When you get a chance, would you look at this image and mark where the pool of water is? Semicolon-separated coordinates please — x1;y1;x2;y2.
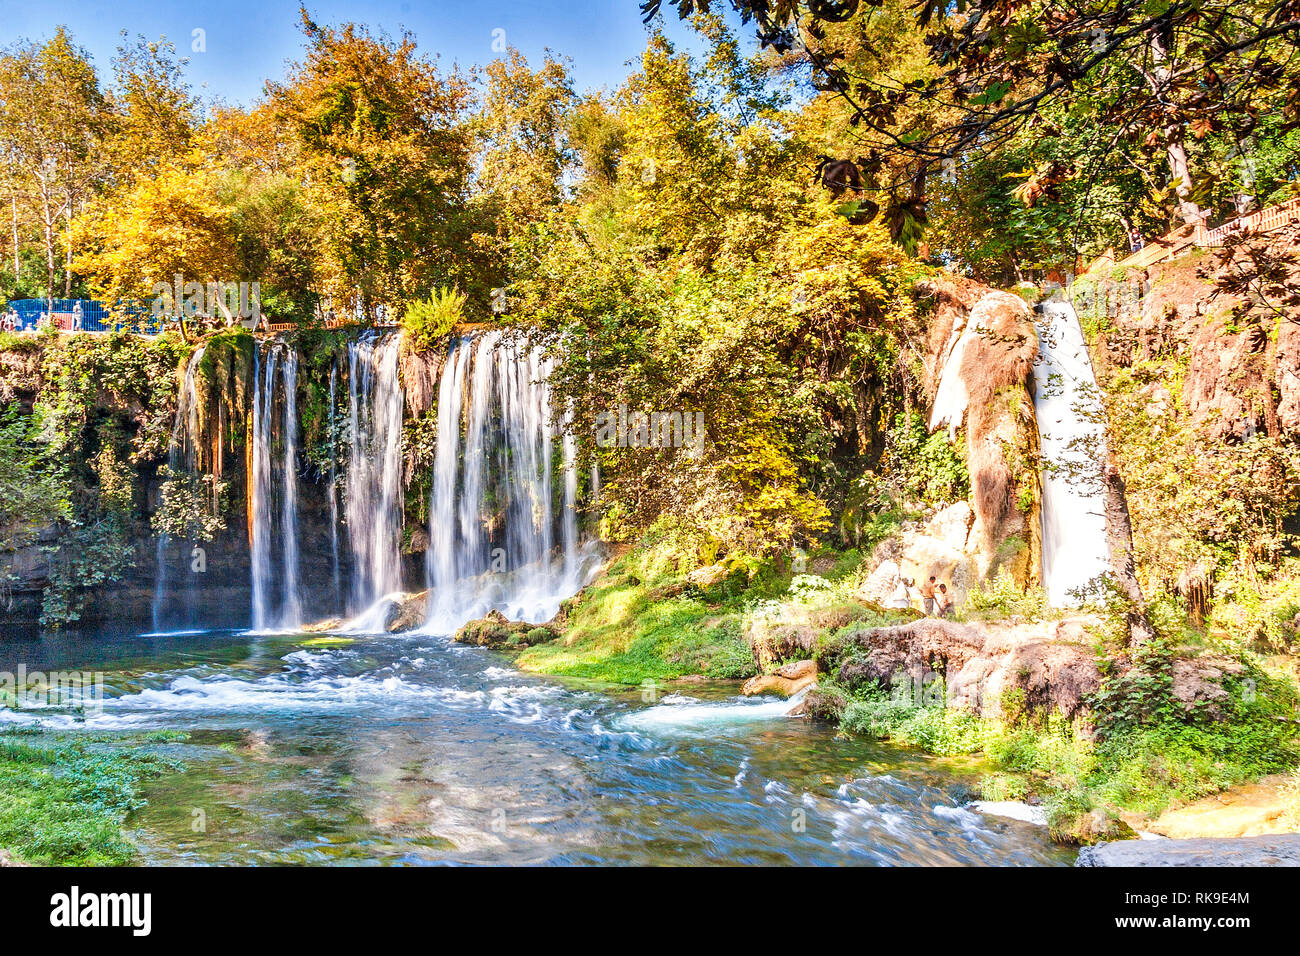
0;627;1073;865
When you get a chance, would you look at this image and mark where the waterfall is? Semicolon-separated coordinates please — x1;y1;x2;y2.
249;342;303;631
343;332;406;620
328;363;342;615
421;332;596;634
1033;301;1111;606
280;349;302;627
150;346;205;633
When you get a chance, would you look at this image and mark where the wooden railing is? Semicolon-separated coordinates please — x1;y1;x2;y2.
262;316;400;333
1204;196;1300;246
1081;196;1300;277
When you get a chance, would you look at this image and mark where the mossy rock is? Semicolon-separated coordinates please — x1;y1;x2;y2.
799;686;848;723
453;610;556;649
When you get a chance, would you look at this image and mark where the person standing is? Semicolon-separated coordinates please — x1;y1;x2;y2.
919;576;937;616
935;583;954;618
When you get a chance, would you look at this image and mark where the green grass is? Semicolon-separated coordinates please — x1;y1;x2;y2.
0;730;186;865
820;654;1300;842
516;572;760;684
515;531;804;684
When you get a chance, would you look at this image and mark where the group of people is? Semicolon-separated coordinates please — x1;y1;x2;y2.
883;573;955;618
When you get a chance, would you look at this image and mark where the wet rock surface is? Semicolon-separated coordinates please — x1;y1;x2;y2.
1077;834;1300;866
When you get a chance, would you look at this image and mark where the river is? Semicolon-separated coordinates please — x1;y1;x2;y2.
0;625;1072;866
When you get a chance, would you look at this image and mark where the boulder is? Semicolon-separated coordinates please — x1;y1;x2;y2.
815;615;1101;719
742;659;817;697
453;610;555;649
897;532;976;606
747;621;820;670
1078;834;1300;867
386;591;428;633
856;558;902;605
925;501;975;552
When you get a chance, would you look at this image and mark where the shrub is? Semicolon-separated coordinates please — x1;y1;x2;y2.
403;286;466;352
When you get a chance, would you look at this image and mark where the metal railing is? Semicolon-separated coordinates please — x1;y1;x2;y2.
0;298;165;334
1081;196;1300;277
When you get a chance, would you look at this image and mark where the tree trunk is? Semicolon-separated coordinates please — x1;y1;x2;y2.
63;204;72;297
10;195;18;278
1103;460;1156;645
1149;30;1202;227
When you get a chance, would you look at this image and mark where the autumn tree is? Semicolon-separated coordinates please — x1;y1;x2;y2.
269;9;475;319
646;0;1300;239
0;28;108;303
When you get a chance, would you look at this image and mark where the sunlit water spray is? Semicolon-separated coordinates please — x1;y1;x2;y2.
1033;301;1111;606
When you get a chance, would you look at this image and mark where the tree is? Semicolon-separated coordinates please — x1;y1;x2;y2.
645;0;1300;233
0;28;108;303
105;34;198;185
269;9;475;319
477;48;577;231
74;159;237;310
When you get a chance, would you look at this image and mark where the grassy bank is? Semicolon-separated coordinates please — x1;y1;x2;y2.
514;530;1300;843
0;729;185;864
514;524;880;685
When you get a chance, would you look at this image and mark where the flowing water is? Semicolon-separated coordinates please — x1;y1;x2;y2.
421;333;599;633
0;628;1071;866
250;343;303;632
1032;301;1111;606
10;327;1076;865
151;347;206;633
344;333;406;617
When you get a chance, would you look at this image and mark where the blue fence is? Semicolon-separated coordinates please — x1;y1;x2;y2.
1;298;166;334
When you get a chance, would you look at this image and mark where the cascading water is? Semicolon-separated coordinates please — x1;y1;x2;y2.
328;363;342;615
150;346;205;633
341;333;406;628
421;332;597;633
1032;300;1111;606
249;342;303;631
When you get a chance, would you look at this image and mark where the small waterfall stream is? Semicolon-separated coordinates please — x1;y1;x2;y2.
422;332;596;633
343;332;406;622
150;346;205;633
1032;301;1111;606
249;342;303;631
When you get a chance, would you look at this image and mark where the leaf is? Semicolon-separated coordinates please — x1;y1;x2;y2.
970;81;1012;107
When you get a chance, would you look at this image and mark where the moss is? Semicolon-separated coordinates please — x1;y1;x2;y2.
514;531;788;684
0;730;185;865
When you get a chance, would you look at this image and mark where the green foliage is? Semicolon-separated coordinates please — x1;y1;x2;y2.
152;467;228;542
964;567;1046;620
0;403;69;554
0;730;184;865
402;286;465;352
516;528;790;683
840;688;996;755
881;410;969;506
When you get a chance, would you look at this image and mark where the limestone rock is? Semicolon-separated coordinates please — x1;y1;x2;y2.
742;659;817;697
387;590;428;633
815;615;1100;719
747;621;820;670
453;610;555;649
925;502;975;552
857;558;902;605
1078;834;1300;867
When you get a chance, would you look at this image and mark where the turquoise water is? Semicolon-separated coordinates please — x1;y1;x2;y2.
0;627;1072;865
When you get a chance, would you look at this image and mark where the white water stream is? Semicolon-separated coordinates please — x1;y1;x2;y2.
1032;301;1111;606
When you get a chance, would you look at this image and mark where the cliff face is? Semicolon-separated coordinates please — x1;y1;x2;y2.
1097;239;1300;442
0;331;437;631
924;282;1043;589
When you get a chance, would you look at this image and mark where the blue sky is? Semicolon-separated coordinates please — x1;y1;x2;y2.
6;1;744;105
